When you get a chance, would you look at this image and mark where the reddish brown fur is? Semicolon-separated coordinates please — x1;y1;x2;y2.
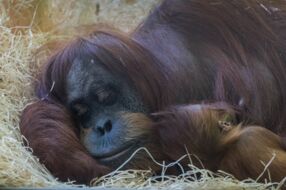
20;0;286;185
155;103;286;182
20;101;109;184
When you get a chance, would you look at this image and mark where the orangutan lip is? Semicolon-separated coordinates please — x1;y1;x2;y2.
95;144;135;161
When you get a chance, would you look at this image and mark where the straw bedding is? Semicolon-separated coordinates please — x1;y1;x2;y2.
0;0;283;189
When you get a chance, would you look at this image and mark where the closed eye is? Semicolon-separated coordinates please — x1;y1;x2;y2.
94;85;117;106
96;88;112;103
70;101;89;117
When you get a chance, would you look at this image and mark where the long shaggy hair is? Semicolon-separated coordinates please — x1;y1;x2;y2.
20;0;286;185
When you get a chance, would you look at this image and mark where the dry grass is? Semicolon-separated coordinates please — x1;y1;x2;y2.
0;0;284;189
0;3;62;186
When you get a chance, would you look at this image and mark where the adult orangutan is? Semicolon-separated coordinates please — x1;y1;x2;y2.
20;0;286;185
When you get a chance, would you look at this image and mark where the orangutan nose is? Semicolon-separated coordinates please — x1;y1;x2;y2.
93;119;113;136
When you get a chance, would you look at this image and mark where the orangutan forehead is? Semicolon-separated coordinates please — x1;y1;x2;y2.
65;57;144;112
66;58;117;102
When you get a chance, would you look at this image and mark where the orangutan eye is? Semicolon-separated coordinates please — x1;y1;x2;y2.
71;103;88;117
94;86;117;106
